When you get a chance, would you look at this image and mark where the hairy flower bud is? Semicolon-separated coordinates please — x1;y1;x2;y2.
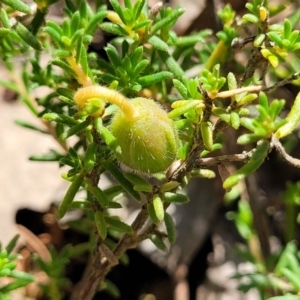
110;98;178;173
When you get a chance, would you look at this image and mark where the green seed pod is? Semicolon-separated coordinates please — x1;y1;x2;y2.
110;98;178;173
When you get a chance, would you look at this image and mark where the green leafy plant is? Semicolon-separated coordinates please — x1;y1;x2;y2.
2;0;300;299
0;235;35;300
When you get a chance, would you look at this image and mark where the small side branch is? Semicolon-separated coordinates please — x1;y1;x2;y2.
272;136;300;168
196;150;254;167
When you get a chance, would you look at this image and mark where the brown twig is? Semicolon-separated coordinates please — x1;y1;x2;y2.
272;135;300;168
196;150;254;167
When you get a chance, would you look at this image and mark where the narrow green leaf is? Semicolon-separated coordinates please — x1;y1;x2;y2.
223;141;269;189
103;185;124;200
70;11;80;35
84;143;98;172
281;268;300;290
151;6;185;34
173;79;188;99
285;252;300;275
150;236;167;252
160;181;180;192
57;172;84;219
163;192;190;203
168;100;201;119
237;93;258;106
16;23;43;50
122;8;133;25
94;118;121;153
0;268;11;277
46;20;63;36
52;59;77;77
65;0;77;13
78;41;88;75
29;150;63;162
44;26;62;45
95;210;107;239
2;0;31;13
0;279;33;293
103;162;141;202
213;107;230;123
227;72;237;91
148;35;169;51
10;270;35;282
275;92;300;139
59;118;93;141
71;28;84;47
274;242;298;275
164;213;176;244
267;31;283;48
61;35;71;47
69;201;92;210
110;0;126;24
62;19;70;37
170;32;207;47
59;96;74;105
201;121;213;151
133;0;146;20
137;71;173;86
60;157;76;167
89;185;109;207
230;112;240;129
0;9;11;29
124;0;133;9
85;11;108;34
14;119;48;134
283;19;292;39
3;262;17;270
0;28;10;38
153;195;164;222
123;173;152;193
43;113;77;126
100;22;128;36
5;235;19;255
102;279;120;299
56;87;74;100
268;295;299;300
132;59;149;77
130;46;143;65
242;13;259;24
237;134;260;145
147;202;159;224
106;44;122;69
131;20;151;31
158;50;185;79
105;216;133;233
254;33;265;47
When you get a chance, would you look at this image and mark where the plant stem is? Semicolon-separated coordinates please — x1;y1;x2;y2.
67;56;93;87
72;204;149;300
74;86;139;120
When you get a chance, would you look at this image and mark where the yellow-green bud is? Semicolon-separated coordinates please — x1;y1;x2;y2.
110;98;178;173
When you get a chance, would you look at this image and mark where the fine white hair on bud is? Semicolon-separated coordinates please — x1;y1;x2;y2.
110;98;178;173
